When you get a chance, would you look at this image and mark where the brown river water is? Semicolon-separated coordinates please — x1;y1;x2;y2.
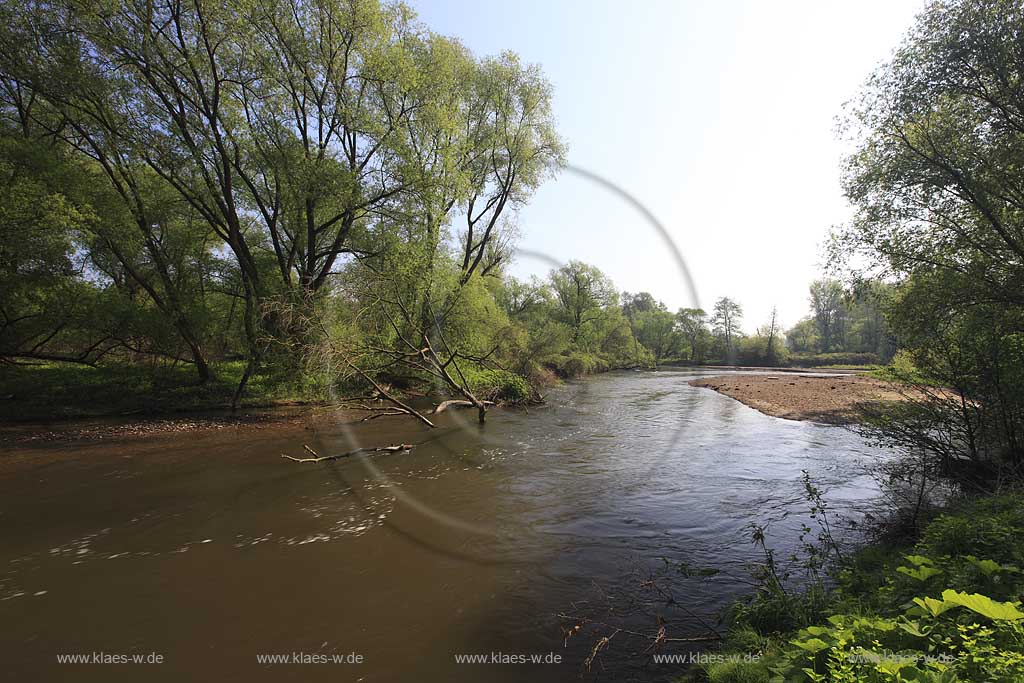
0;369;890;682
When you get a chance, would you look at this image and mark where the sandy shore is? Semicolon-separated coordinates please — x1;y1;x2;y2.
689;373;906;424
0;411;314;447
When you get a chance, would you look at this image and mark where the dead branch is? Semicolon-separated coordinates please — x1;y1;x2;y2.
584;630;619;672
555;614;721;645
342;358;435;428
360;410;411;422
419;331;489;422
281;443;416;463
433;399;496;414
335;402;421;422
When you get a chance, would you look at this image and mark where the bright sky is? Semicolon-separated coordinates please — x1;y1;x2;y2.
412;0;925;333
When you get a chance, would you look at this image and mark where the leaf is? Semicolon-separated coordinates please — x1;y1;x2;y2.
905;554;935;567
876;658;907;675
898;565;943;581
899;619;931;637
966;556;1015;575
801;667;825;682
912;596;957;617
790;637;830;653
941;589;1024;620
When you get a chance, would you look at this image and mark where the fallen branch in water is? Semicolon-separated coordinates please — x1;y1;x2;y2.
359;410;411;422
281;443;416;463
433;399;496;414
556;614;721;645
331;402;423;422
342;359;435;428
558;612;720;673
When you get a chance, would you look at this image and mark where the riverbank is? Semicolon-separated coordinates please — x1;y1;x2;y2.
685;492;1024;682
688;373;907;424
0;360;319;422
0;410;319;447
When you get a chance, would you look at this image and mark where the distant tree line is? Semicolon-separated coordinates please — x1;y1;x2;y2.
785;279;896;366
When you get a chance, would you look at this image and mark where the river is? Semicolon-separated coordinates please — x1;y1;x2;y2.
0;369;891;682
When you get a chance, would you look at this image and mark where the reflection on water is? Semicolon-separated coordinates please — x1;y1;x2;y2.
0;369;890;682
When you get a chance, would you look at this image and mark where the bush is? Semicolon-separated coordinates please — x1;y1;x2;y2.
736;336;790;367
547;351;610;378
466;369;530;403
711;494;1024;683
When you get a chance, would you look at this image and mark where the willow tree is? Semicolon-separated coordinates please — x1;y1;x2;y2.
397;46;565;334
0;5;223;379
2;0;479;390
345;43;564;423
0;0;565;409
550;261;617;345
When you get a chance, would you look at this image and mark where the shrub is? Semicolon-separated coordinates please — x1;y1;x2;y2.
712;495;1024;683
547;351;609;378
466;369;530;403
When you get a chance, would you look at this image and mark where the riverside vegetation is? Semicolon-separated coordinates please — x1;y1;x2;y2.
0;3;896;421
684;1;1024;681
3;0;1024;681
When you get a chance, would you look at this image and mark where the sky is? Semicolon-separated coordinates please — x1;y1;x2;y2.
411;0;925;333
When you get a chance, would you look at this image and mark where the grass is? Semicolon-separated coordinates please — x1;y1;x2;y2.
0;360;321;422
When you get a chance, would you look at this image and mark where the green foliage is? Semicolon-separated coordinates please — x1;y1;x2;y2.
676;307;712;364
634;308;680;365
834;0;1024;468
711;495;1024;683
550;260;618;347
712;297;743;364
548;351;611;379
738;336;790;368
465;369;531;404
772;604;1024;682
0;361;315;421
706;659;772;683
785;281;895;362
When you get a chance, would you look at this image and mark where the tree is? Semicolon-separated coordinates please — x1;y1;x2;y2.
786;317;819;354
838;0;1024;471
622;291;660;319
711;297;743;364
809;280;846;353
0;0;569;402
676;307;709;364
3;0;455;393
622;291;661;364
846;280;896;361
550;261;617;344
634;308;678;366
455;53;565;284
763;306;780;366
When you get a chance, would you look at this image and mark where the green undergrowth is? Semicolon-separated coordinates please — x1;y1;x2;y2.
0;361;323;421
686;494;1024;683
